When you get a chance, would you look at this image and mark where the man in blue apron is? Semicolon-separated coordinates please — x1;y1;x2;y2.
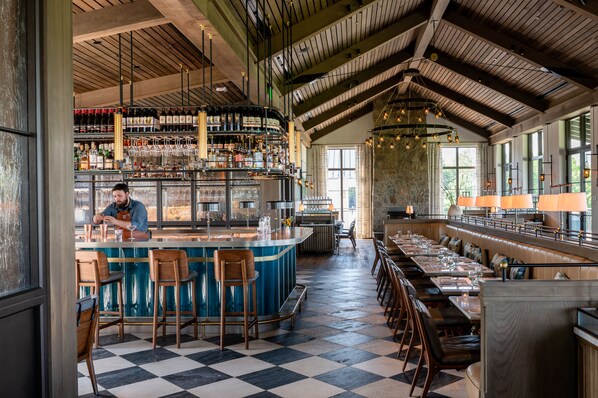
93;182;149;239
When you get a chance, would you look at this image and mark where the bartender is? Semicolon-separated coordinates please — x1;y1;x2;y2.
93;182;149;239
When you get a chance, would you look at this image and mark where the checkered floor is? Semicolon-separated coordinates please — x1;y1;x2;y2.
78;240;468;398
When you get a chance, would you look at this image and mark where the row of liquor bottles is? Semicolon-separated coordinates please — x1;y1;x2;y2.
74;136;289;172
73;106;287;135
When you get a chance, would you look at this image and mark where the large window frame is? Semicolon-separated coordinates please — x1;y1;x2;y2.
565;112;591;232
502;141;513;194
326;148;357;225
441;146;477;213
527;130;543;197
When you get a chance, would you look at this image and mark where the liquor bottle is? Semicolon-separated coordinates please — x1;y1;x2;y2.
166;108;173;132
104;143;114;170
73;110;80;134
107;109;115;134
80;144;90;170
172;108;180;131
192;107;198;129
233;108;241;131
158;108;166;132
185;108;193;131
89;142;98;170
121;108;129;133
73;144;80;170
96;143;104;170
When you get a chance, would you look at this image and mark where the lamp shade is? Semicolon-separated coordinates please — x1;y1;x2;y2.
457;196;476;207
537;194;559;212
475;196;487;207
500;195;513;210
512;194;533;209
406;205;414;214
485;195;501;208
557;192;587;212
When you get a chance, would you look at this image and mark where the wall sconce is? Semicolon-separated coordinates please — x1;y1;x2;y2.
406;205;414;218
507;163;519;191
583;148;598;180
540;155;553;184
328;203;334;211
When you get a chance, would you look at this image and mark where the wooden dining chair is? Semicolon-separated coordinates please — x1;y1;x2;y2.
409;297;481;398
76;295;99;396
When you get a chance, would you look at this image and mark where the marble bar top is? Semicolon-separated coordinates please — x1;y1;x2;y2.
75;227;313;249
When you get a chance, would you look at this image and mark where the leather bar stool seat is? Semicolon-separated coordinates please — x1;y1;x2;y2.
149;249;198;349
466;362;482;398
75;250;125;346
214;249;259;350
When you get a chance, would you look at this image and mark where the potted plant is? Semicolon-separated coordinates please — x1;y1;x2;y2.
442;184;462;218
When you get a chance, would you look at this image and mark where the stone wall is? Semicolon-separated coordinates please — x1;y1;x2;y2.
372;92;429;232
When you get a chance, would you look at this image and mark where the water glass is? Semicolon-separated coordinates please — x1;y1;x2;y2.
114;229;123;242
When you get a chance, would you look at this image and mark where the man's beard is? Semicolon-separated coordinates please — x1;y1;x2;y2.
116;198;129;208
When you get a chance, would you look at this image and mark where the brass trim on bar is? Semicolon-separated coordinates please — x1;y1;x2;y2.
106;245;294;264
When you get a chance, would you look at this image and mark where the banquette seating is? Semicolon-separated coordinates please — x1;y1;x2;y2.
385;222;595;280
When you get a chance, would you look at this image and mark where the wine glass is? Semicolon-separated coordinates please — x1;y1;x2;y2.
127;224;137;241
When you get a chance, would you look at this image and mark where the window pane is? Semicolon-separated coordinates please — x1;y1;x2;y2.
569;153;581;185
0;133;31;296
458;168;477;196
342;149;356;168
458;148;476;167
529;159;540;194
0;1;28;131
327;170;342;210
441;147;456;167
530;132;540;157
584;114;591;146
503;142;511;164
568;117;581;149
327;149;341;169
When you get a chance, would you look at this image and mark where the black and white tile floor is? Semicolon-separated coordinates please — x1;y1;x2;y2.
78;240;467;398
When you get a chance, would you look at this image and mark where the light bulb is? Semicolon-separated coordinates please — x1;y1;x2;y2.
389;142;395;149
395;135;401;141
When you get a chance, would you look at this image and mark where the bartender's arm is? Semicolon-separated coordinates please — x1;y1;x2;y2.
101;215;131;230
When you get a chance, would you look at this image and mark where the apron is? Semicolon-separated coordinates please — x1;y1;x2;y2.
116;209;148;240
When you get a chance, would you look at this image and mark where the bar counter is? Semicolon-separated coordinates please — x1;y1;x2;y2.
76;227;312;321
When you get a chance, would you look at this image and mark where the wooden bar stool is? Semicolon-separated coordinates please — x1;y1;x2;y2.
149;249;198;349
76;295;99;396
214;249;259;350
75;250;125;346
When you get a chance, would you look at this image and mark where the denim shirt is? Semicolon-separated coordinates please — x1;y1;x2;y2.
101;198;148;232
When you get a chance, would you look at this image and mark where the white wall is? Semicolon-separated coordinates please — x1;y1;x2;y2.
312;112;373;145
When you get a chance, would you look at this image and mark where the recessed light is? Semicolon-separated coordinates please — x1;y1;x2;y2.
92;40;102;45
215;86;228;92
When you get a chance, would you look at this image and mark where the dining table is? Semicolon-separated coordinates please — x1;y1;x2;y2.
449;295;481;322
411;255;494;277
431;276;501;295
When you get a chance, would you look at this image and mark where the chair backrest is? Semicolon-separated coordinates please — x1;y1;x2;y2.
76;295;98;361
214;249;255;282
410;296;444;363
448;238;463;255
149;249;190;282
348;220;356;235
76;250;110;282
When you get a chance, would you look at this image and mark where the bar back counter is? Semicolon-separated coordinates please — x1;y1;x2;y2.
75;227;312;326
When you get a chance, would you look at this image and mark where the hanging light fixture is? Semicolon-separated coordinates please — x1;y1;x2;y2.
366;68;456;147
288;121;295;164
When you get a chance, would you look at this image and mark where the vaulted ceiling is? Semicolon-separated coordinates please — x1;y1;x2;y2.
72;0;598;143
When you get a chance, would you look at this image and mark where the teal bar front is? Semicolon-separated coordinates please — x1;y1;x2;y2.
75;228;312;319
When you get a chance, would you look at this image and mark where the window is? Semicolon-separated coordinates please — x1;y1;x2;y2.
502;142;513;193
441;147;477;213
565;113;591;232
327;148;357;225
527;130;543;197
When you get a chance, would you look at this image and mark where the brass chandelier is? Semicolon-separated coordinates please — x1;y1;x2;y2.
365;68;458;150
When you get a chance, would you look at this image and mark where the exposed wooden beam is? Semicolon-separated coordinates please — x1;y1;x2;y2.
149;0;281;108
442;7;597;91
399;0;451;95
260;0;380;61
424;48;548;112
442;110;490;139
310;103;374;142
303;75;402;130
294;51;412;117
551;0;598;22
416;77;516;127
73;0;168;43
287;9;427;93
75;68;228;108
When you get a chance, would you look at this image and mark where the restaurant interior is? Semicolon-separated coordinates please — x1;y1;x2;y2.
1;0;598;397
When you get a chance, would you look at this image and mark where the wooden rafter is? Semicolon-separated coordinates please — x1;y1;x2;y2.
442;7;597;91
310;103;374;142
294;50;412;117
551;0;598;22
302;75;402;131
260;0;381;61
75;68;229;108
286;8;427;93
416;77;515;127
399;0;451;95
423;48;547;112
73;0;168;43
